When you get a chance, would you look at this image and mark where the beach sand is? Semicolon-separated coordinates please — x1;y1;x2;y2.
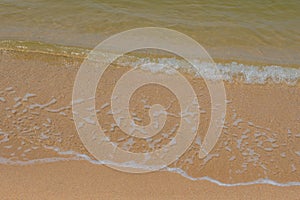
0;49;299;199
1;160;300;200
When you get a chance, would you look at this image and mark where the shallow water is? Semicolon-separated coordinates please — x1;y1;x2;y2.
0;0;300;65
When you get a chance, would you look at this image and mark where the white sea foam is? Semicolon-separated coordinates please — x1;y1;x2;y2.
1;148;299;187
22;93;37;101
119;57;300;85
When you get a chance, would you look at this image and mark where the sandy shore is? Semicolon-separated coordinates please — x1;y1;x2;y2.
0;49;299;199
1;160;300;200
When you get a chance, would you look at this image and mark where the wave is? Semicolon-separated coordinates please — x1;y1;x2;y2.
0;40;89;58
119;57;300;85
1;40;299;85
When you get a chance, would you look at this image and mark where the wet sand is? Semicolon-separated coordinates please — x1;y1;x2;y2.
0;49;299;199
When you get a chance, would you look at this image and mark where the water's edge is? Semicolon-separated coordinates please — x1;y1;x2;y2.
1;40;300;85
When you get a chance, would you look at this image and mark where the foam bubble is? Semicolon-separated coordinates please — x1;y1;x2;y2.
120;57;300;85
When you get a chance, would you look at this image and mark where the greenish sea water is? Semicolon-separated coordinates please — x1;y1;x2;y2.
0;0;300;66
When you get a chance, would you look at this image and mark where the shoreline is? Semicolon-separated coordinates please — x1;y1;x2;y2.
0;46;299;197
1;39;300;69
1;154;300;187
1;0;300;198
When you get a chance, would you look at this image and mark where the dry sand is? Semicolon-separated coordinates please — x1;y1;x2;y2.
1;160;300;200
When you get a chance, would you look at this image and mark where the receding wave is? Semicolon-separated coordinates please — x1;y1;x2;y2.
0;40;299;186
1;146;300;187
